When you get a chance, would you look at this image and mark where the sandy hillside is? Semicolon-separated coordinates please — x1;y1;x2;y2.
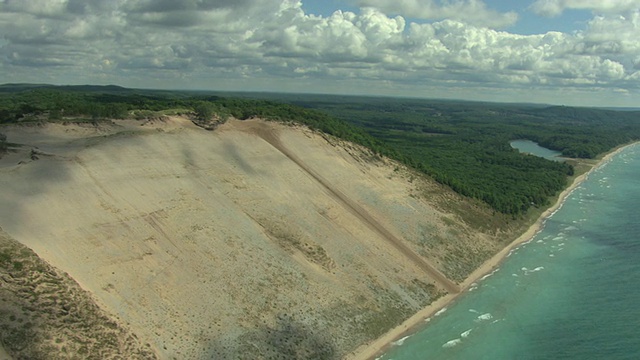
0;118;499;359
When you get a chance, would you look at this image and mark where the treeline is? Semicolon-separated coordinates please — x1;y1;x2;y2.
284;96;640;215
0;88;394;161
2;86;639;215
204;97;394;155
0;88;193;121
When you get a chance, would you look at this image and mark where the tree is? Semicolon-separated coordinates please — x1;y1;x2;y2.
0;132;7;154
193;101;215;120
0;109;11;123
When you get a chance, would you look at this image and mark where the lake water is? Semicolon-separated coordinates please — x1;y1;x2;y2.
510;140;563;161
380;143;640;360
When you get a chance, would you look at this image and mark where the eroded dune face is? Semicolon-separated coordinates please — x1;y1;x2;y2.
0;118;495;359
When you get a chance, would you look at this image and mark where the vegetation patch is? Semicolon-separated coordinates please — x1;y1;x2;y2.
259;218;335;271
0;230;156;359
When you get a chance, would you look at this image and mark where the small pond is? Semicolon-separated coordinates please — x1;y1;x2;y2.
510;139;564;161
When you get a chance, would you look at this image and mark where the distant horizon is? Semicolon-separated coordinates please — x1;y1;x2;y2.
5;82;640;111
2;1;640;108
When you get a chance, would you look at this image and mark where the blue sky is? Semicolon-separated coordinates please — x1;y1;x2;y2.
1;0;640;106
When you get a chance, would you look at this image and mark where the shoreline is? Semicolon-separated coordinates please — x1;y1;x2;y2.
346;143;635;360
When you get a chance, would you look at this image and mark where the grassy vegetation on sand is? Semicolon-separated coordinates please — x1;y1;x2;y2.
0;229;156;359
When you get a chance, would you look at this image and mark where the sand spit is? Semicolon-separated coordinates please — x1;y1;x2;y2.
0;118;498;359
349;142;635;360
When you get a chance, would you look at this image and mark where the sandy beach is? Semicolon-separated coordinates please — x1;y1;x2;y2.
347;143;635;360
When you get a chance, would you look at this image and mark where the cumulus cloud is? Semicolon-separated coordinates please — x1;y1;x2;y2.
354;0;518;28
254;7;407;63
530;0;640;17
0;0;639;103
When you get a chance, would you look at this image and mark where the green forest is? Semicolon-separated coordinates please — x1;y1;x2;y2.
278;96;640;214
2;84;639;216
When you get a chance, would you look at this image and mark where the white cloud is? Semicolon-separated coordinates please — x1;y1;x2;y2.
254;7;408;63
354;0;518;28
2;0;69;18
530;0;640;17
1;0;640;104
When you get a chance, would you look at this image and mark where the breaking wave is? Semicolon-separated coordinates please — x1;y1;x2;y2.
434;307;447;317
393;335;412;346
476;313;493;321
442;339;462;348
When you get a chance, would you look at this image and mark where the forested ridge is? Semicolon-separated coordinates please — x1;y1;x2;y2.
2;84;639;215
282;96;640;214
0;85;392;158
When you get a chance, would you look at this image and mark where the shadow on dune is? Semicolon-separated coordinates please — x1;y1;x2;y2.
206;313;338;360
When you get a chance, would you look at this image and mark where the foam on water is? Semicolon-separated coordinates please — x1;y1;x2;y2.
480;268;499;281
475;313;493;321
442;339;461;348
522;266;545;274
393;335;412;346
434;308;447;317
460;329;472;338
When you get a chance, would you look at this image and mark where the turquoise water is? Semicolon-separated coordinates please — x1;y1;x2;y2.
510;140;563;161
381;144;640;360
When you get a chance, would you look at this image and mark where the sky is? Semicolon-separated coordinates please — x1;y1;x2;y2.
1;1;640;107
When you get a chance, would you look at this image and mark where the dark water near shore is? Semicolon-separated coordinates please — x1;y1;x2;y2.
381;144;640;360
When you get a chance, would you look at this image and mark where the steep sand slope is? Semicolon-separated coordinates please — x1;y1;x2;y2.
0;118;497;359
233;120;459;294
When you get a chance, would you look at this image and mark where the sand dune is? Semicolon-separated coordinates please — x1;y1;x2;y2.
0;117;496;358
